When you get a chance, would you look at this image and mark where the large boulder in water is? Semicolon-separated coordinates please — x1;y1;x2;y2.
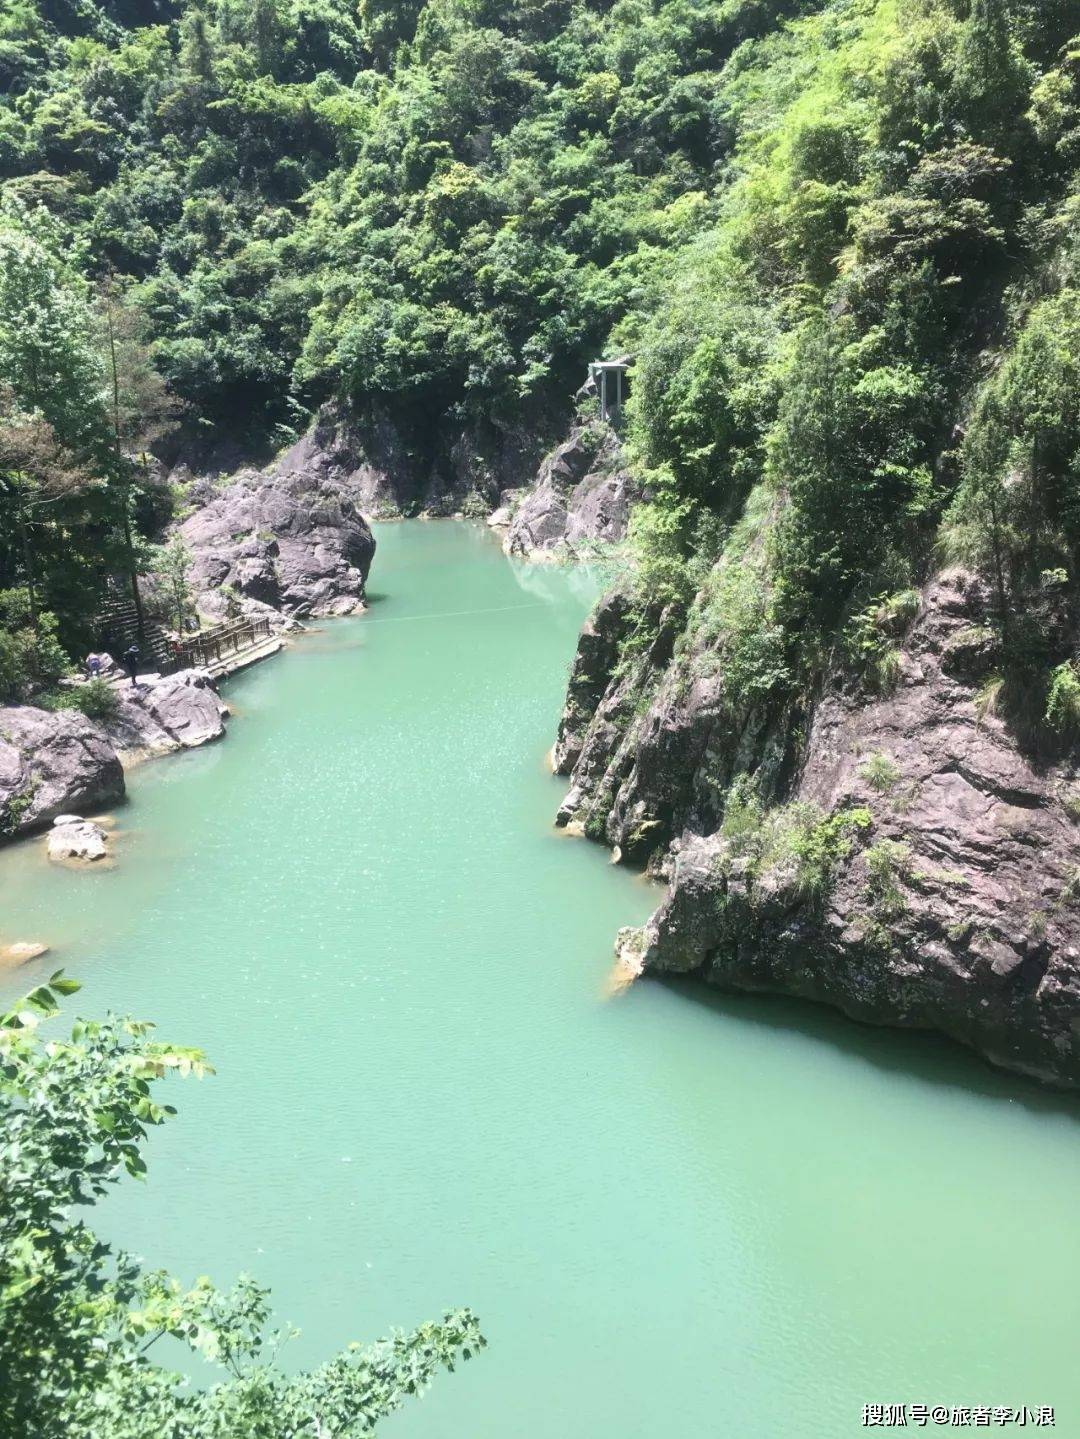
0;706;125;837
47;815;109;864
178;466;376;617
0;672;226;843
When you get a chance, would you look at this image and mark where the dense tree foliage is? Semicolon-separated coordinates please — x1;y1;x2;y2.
3;0;1078;726
0;977;483;1437
3;0;817;436
615;0;1080;740
0;194;179;696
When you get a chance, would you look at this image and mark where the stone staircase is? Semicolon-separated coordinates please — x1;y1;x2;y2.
96;592;173;673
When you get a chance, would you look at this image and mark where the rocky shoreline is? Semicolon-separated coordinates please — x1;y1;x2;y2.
11;414;1076;1088
0;414;391;855
173;410;1080;1090
552;571;1080;1089
488;423;640;562
177;404;638;569
159;384;643;633
173;442;376;628
0;669;229;846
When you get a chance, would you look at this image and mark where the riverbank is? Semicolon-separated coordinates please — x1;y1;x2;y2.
553;569;1080;1090
1;432;383;849
0;667;229;844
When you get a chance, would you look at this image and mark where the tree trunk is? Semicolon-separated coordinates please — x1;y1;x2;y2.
107;308;146;646
14;492;41;682
123;510;146;645
16;511;37;633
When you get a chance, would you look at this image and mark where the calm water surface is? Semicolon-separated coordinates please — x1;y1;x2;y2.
2;521;1079;1437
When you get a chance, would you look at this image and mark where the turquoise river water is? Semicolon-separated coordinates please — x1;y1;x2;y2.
2;520;1079;1437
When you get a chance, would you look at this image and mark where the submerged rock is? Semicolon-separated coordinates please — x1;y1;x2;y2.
47;815;109;863
0;940;50;967
0;707;125;839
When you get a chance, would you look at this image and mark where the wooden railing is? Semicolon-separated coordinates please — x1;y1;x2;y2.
170;617;272;671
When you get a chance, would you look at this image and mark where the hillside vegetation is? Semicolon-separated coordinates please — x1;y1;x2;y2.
1;0;1079;722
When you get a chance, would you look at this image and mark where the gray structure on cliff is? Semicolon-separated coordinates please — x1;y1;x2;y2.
588;356;632;421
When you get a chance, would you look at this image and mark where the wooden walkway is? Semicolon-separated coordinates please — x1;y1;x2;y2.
172;616;275;672
107;616;284;685
203;632;283;680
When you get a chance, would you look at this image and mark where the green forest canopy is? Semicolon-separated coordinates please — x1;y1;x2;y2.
2;0;1079;723
2;0;1080;718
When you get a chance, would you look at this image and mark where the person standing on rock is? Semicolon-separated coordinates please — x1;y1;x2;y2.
123;643;140;687
85;652;102;679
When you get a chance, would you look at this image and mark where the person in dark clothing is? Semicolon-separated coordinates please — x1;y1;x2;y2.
123;643;140;687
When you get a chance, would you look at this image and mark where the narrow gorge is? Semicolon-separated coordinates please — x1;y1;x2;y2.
3;0;1080;1433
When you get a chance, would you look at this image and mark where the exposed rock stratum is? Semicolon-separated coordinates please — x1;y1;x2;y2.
555;570;1080;1087
177;460;376;620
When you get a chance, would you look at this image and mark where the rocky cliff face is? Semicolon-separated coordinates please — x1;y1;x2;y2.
173;392;627;610
555;571;1080;1087
265;401;557;520
173;399;578;619
178;461;376;621
495;423;640;560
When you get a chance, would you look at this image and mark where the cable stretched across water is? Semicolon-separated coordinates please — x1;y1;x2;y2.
357;602;547;626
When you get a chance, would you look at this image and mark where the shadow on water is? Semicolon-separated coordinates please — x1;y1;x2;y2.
658;975;1080;1122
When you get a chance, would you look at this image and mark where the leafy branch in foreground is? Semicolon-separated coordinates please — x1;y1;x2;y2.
0;977;483;1439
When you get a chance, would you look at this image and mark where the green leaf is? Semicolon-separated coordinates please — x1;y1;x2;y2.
48;972;82;996
24;987;58;1016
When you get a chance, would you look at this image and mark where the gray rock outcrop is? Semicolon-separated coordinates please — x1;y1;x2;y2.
177;464;376;619
0;707;125;838
99;670;229;762
0;670;230;845
554;570;1080;1087
501;425;639;560
268;402;557;520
